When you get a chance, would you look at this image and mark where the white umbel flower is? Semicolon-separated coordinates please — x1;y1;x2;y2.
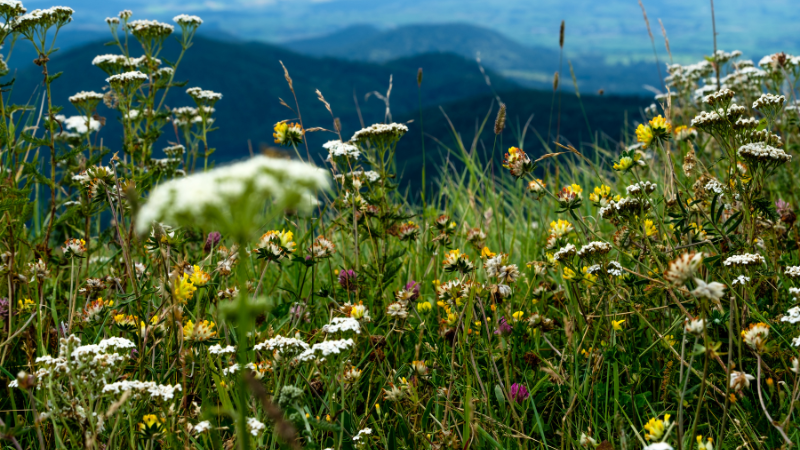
321;317;361;334
723;253;765;267
782;307;800;324
246;417;265;436
135;156;329;238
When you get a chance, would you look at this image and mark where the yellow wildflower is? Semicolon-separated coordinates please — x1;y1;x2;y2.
174;273;197;303
481;246;496;259
643;414;670;441
644;219;657;237
612;319;625;331
189;265;211;286
511;311;525;322
273;122;304;146
17;298;34;313
416;301;432;314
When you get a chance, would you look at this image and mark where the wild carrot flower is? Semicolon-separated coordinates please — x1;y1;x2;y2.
246;417;266;436
782;307;800;324
273;122;304;146
509;383;529;403
351;123;408;146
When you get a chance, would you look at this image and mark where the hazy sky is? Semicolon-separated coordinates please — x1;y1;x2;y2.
25;0;800;61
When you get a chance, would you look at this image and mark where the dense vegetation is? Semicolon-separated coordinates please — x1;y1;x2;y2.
1;3;800;450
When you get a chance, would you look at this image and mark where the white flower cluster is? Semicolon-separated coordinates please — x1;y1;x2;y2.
704;179;725;195
607;261;624;276
173;14;202;26
253;335;310;355
785;266;800;278
782;307;800;324
625;181;657;196
247;417;266;436
599;197;648;220
702;88;735;105
324;140;360;160
56;115;102;134
334;170;380;184
296;338;355;362
731;275;750;286
13;6;73;31
187;87;222;102
552;244;576;263
321;317;361;334
690;110;723;128
192;420;211;434
208;344;236;355
737;143;791;163
353;427;373;442
734;117;759;129
351;123;408;144
0;0;26;17
103;380;182;400
127;19;174;36
135;155;329;235
723;253;765;267
106;70;148;87
752;93;785;110
222;364;240;376
68;91;104;104
576;241;611;259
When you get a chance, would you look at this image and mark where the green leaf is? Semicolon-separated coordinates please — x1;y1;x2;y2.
494;384;506;416
46;71;63;83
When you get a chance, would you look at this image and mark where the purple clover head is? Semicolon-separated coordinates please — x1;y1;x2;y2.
494;316;513;336
204;231;221;252
338;269;358;292
509;383;529;403
405;281;420;300
776;199;792;216
0;297;8;318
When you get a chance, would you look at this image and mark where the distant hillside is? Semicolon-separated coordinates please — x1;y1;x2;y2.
10;35;516;159
9;35;648;190
393;89;650;188
283;23;663;94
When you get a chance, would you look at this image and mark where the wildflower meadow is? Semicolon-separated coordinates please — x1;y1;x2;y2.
1;2;800;450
